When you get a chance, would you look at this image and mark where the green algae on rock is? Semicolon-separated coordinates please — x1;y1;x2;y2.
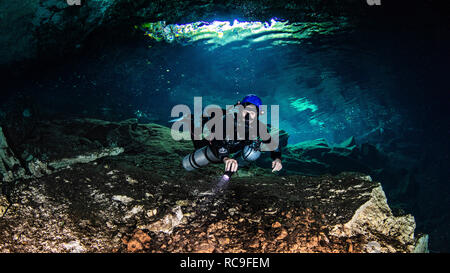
0;118;428;253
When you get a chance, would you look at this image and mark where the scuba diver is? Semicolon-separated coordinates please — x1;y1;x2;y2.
181;95;282;191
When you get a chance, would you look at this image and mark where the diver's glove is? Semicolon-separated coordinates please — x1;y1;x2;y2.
223;157;238;173
272;158;283;172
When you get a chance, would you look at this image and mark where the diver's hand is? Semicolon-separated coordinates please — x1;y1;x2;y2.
272;158;282;172
223;157;238;173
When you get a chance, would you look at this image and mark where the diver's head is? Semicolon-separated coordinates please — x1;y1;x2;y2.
241;104;258;122
236;94;263;123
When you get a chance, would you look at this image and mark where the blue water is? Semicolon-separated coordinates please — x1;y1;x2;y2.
1;18;449;252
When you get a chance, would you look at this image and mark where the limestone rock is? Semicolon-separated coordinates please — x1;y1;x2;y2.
139;206;184;234
124;229;151;253
0;127;26;182
0;119;428;253
329;183;422;252
338;136;356;148
112;195;134;204
0;195;9;216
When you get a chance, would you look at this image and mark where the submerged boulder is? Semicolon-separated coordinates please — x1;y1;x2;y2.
0;118;427;253
0;127;26;182
277;137;377;176
337;136;357;148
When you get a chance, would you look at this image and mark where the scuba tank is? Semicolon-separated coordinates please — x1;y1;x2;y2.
239;142;261;163
182;142;261;172
182;145;222;171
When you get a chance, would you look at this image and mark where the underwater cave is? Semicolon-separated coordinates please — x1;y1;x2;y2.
0;0;449;255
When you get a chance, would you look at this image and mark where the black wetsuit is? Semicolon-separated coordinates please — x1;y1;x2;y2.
191;109;282;162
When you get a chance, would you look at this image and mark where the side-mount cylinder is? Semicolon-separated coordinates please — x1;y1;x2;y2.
182;145;221;171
